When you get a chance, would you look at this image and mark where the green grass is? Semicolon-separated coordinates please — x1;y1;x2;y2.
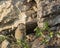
34;22;54;44
16;39;29;48
0;35;7;43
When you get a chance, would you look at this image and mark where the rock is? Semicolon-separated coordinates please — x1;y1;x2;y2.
0;0;26;32
36;0;60;29
50;26;57;31
57;33;60;38
31;37;46;48
26;34;36;42
52;15;60;26
32;6;37;12
48;37;60;47
27;0;32;2
56;38;60;46
10;43;21;48
1;40;10;48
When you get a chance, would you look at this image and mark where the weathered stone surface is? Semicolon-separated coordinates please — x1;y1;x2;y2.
35;0;60;31
26;34;36;42
27;0;32;2
32;37;46;48
0;0;26;32
1;40;10;48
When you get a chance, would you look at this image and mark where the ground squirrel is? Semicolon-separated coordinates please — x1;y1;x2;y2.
15;23;26;40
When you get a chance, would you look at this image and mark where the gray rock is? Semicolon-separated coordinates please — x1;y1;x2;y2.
50;26;57;31
1;40;10;48
31;37;46;48
53;15;60;26
0;0;26;32
36;0;60;29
